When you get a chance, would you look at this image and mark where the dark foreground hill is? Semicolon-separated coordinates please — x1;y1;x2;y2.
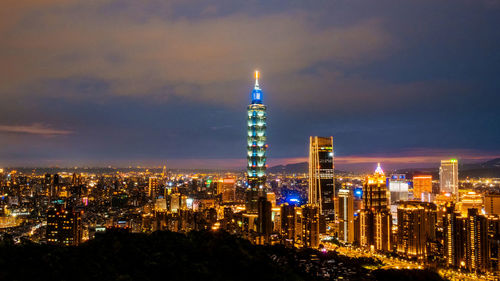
0;231;445;281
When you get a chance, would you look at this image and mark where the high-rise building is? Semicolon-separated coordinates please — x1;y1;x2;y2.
397;202;437;260
308;136;334;232
246;71;267;213
148;177;159;199
440;159;459;200
359;164;392;252
266;192;277;207
46;205;82;246
374;210;392;252
443;204;466;268
359;209;374;248
486;215;500;272
222;178;236;203
363;163;388;211
466;208;489;273
280;204;302;247
302;205;320;248
457;191;483;217
413;175;432;199
388;174;409;204
336;187;355;243
257;197;272;244
484;193;500;216
443;204;497;273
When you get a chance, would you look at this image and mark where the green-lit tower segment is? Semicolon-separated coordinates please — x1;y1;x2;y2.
246;71;267;212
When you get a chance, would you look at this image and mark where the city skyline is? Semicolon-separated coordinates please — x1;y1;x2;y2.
1;1;500;169
2;2;500;281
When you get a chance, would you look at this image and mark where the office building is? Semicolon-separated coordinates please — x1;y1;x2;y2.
359;209;374;248
336;188;355;243
246;71;267;213
443;203;467;268
485;193;500;216
487;215;500;272
46;205;82;246
364;163;388;211
308;136;335;232
413;175;432;199
374;210;392;252
148;177;159;199
222;178;236;203
302;205;320;248
397;202;437;260
359;164;392;252
466;208;489;273
440;159;459;200
388;174;409;204
266;192;277;207
257;197;272;244
457;191;483;217
281;204;302;247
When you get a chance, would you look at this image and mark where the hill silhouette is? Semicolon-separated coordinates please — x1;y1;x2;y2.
0;230;445;281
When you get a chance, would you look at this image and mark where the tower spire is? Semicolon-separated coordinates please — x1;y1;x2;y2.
375;162;384;175
254;70;260;89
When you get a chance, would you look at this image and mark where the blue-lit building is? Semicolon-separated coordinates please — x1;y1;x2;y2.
246;71;267;213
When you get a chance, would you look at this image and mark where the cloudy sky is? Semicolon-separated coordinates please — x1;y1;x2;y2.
1;0;499;170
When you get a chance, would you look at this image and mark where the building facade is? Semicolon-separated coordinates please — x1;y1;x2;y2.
396;201;437;260
46;204;82;246
302;205;320;248
246;71;267;213
308;136;335;232
413;175;432;200
336;188;355;243
222;178;236;203
485;193;500;216
439;159;459;200
359;164;392;252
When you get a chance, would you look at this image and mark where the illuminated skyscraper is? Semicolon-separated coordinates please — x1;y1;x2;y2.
46;205;82;246
308;136;335;232
302;205;320;248
363;163;388;211
257;197;272;244
336;187;355;243
221;178;236;203
359;164;392;251
443;204;466;268
440;159;459;200
466;208;489;273
388;174;409;204
443;205;493;273
280;204;302;247
413;175;432;200
484;193;500;216
148;177;159;199
246;71;267;213
396;202;437;260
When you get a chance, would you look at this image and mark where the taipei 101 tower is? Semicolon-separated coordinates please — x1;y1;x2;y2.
246;71;267;213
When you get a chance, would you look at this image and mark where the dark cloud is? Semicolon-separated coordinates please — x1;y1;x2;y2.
0;0;499;168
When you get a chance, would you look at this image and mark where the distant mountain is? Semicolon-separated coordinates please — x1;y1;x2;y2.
481;158;500;168
396;158;500;179
268;162;348;175
270;158;500;178
268;162;308;174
